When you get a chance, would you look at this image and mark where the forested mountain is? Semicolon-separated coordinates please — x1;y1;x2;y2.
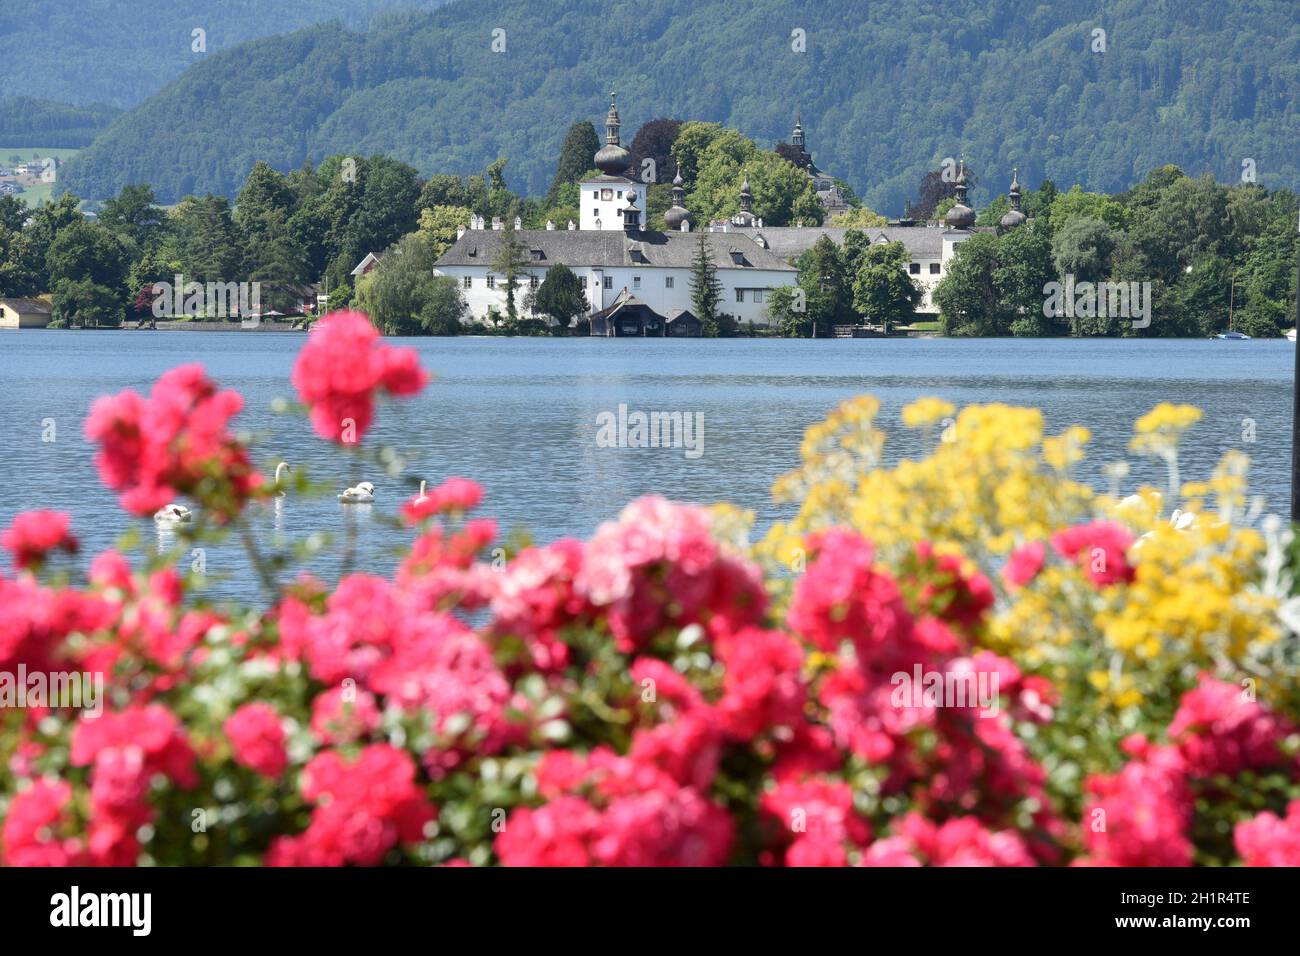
0;99;121;148
59;0;1300;211
0;1;448;107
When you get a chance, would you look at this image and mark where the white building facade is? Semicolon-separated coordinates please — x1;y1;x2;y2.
435;229;796;327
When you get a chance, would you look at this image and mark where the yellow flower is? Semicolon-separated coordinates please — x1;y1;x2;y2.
901;396;955;429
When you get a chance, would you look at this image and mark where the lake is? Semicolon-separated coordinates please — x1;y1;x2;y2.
0;331;1292;599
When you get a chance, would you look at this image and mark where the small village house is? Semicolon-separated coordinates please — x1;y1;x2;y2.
0;298;54;329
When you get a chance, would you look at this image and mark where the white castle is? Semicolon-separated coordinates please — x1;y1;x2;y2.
413;97;1012;335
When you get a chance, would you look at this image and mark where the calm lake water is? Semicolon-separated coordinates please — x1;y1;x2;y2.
0;331;1292;600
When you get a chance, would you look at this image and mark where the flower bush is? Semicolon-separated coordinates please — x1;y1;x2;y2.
2;316;1298;866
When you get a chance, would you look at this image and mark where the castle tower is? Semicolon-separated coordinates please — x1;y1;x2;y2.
999;168;1027;230
944;159;976;230
663;171;693;231
580;91;646;231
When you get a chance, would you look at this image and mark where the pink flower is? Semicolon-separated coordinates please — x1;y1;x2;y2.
1051;520;1135;587
715;628;806;740
1235;801;1300;866
489;539;590;671
70;704;198;790
0;780;82;866
2;511;78;569
1167;674;1294;778
760;776;871;865
266;745;435;866
575;496;766;651
861;813;1035;867
1003;540;1046;589
495;796;602;867
787;528;913;664
1080;745;1192;866
290;311;428;445
310;686;381;745
224;703;288;778
84;364;260;518
402;477;484;524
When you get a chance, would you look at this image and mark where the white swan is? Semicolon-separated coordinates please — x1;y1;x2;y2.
153;503;192;527
338;481;375;504
274;462;290;495
414;480;428;504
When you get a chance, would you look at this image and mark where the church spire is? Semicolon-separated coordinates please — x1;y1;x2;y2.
944;157;976;229
664;170;693;231
593;90;631;176
1000;167;1027;230
605;91;620;146
792;109;805;149
739;173;753;214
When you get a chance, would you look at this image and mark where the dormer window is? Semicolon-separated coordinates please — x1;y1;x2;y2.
729;250;745;265
530;249;544;261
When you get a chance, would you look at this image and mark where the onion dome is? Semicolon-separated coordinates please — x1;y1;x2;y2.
1000;167;1026;230
622;188;640;232
663;170;692;230
944;159;976;229
594;92;631;176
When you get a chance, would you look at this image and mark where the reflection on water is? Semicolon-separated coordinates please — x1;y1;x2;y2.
0;331;1291;601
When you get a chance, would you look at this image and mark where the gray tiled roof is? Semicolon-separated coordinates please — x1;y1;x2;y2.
723;225;947;262
435;229;797;272
0;298;52;313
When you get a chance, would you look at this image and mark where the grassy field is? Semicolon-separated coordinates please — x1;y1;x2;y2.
1;146;81;207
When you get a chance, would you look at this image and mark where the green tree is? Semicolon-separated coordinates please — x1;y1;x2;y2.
935;225;1056;337
547;121;601;205
1051;217;1115;283
529;264;587;333
417;276;468;335
98;184;164;249
45;219;128;296
830;206;888;228
419;173;475;213
1049;185;1129;232
689;233;722;335
354;232;467;335
796;234;853;333
852;241;921;332
52;276;122;327
765;284;811;337
490;220;532;329
417;205;473;260
10;192;83;293
0;194;25;232
670;121;725;189
170;194;244;283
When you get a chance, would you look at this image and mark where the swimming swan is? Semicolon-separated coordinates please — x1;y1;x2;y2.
154;503;193;527
338;481;375;504
274;462;290;494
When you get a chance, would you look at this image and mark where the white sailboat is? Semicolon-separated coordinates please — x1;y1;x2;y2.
1214;271;1251;339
